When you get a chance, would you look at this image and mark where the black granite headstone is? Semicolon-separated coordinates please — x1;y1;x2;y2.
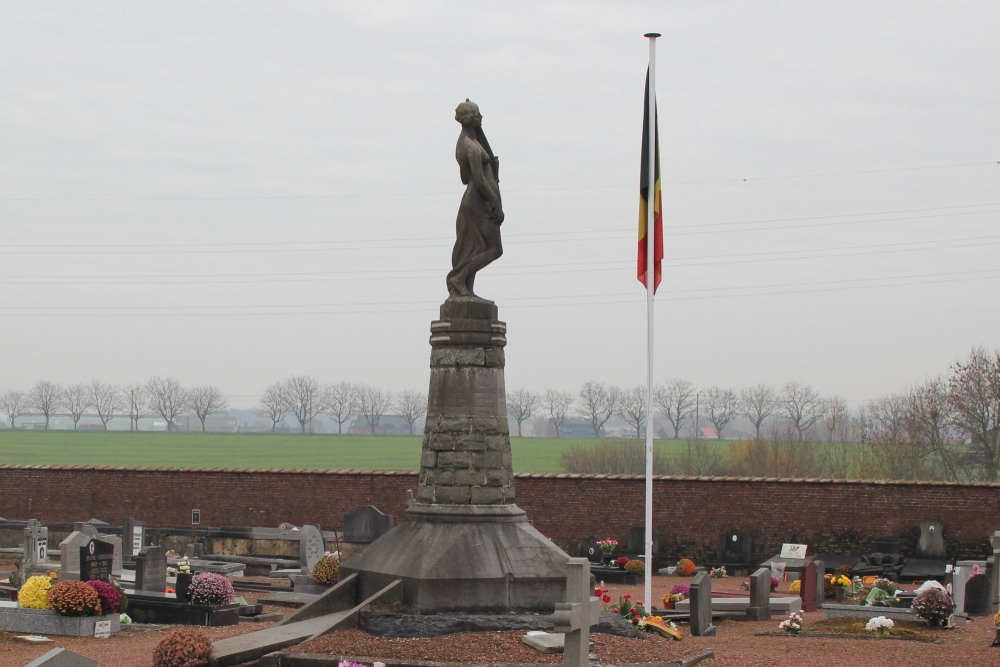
717;529;752;564
80;538;115;582
577;537;603;564
343;505;395;544
965;573;990;615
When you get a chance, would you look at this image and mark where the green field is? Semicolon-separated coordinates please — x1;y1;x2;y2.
0;431;693;473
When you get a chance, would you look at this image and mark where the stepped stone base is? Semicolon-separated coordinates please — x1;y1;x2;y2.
340;504;569;613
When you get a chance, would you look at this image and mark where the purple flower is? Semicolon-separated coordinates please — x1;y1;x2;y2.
188;572;234;605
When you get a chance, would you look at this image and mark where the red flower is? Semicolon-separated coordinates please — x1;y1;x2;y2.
594;588;601;596
165;588;175;594
602;594;611;603
624;594;632;600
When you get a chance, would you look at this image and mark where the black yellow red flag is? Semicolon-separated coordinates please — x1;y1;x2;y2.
637;69;663;293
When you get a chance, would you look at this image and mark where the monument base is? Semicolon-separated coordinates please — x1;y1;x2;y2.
340;503;569;613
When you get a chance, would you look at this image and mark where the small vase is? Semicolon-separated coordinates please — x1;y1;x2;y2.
663;601;675;610
835;587;846;603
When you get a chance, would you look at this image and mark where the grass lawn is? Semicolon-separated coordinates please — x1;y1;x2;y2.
0;430;684;473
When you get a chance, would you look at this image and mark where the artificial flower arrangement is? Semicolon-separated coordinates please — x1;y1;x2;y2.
778;610;804;634
675;558;696;577
627;604;683;640
770;576;780;591
709;566;727;578
865;615;893;637
597;538;619;554
337;661;387;667
789;579;801;593
595;587;633;615
668;584;691;599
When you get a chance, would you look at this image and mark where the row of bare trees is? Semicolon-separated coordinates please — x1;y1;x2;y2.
257;376;427;435
0;378;227;431
506;380;838;440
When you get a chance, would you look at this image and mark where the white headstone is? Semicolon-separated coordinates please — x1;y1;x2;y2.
553;558;600;667
23;520;49;568
59;532;92;581
779;543;808;559
299;525;325;574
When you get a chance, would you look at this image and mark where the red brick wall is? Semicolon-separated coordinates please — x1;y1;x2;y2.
2;465;997;561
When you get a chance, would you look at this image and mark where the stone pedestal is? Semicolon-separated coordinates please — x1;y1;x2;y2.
341;297;569;613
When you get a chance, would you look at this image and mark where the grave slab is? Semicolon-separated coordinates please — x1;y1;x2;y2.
822;604;917;622
24;647;98;667
0;607;120;637
675;596;801;614
521;630;595;654
258;592;321;608
689;571;716;637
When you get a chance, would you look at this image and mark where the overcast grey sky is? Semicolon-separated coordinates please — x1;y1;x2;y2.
1;1;997;408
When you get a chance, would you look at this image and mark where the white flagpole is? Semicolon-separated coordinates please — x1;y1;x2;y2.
643;31;660;615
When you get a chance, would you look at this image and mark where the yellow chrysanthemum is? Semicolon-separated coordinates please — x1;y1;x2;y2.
18;576;54;609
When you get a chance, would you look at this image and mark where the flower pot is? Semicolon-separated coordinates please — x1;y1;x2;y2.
663;601;675;610
835;587;847;603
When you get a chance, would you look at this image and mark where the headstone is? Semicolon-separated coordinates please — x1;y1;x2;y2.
58;532;92;581
135;545;167;593
73;523;100;538
23;648;98;667
965;574;990;615
626;526;660;556
991;549;1000;615
342;505;395;544
185;543;204;558
812;559;825;608
553;558;600;667
577;537;602;564
717;529;752;565
915;519;946;559
951;565;970;613
122;518;146;557
23;519;49;569
800;561;818;612
94;535;123;576
299;525;325;574
746;567;772;621
689;571;717;636
779;543;807;559
80;539;115;582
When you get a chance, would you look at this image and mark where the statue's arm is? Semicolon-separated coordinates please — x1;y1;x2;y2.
466;150;504;223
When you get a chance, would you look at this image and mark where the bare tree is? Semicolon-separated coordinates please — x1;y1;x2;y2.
653;379;696;438
283;375;322;434
780;381;824;440
395;390;427;435
323;381;356;434
703;386;738;438
821;395;851;442
89;381;122;430
356;383;393;434
741;383;777;439
908;378;963;480
63;384;91;430
507;389;538;437
124;384;147;431
543;389;574;438
29;381;63;430
257;382;288;433
578;381;620;437
618;385;647;438
0;391;27;428
948;347;1000;480
188;386;228;431
146;376;188;430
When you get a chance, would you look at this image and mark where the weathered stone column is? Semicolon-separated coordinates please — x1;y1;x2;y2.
339;297;569;613
417;297;514;505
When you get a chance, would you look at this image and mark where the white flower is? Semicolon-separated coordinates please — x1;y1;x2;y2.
866;616;894;632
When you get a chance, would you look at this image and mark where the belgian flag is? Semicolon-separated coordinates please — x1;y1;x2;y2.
637;68;663;293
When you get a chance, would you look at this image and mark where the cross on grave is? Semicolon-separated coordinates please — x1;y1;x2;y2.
23;520;48;569
553;558;600;667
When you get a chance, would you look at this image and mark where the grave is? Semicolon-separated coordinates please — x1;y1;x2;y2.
135;545;167;592
965;573;991;615
625;526;659;557
80;538;115;582
343;505;395;544
298;525;325;574
745;567;771;621
577;537;603;565
800;561;818;612
553;558;600;667
58;531;92;580
24;648;97;667
689;571;716;636
916;520;946;559
23;520;49;571
0;603;121;637
716;529;752;574
674;596;800;615
121;517;146;561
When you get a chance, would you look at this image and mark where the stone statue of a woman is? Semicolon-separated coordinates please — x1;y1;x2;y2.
447;100;504;298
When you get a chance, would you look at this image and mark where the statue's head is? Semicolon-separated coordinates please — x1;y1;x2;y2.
455;99;482;127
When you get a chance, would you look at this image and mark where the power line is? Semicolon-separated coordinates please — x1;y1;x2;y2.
0;160;994;202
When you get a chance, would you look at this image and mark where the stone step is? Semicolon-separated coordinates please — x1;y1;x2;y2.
257;592;320;608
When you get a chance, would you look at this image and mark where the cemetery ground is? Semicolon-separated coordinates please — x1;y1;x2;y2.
1;573;997;666
0;431;864;475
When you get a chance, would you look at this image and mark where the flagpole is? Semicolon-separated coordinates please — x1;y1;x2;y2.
643;31;659;615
